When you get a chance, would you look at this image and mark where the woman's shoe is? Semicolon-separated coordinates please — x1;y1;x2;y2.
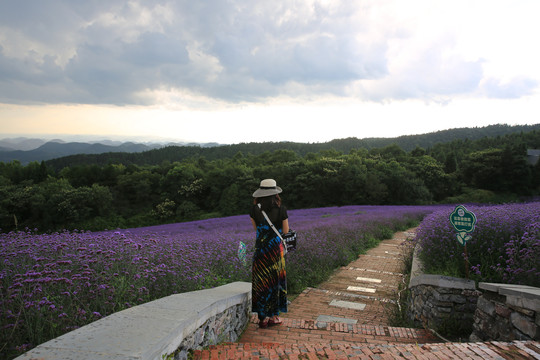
268;316;282;326
259;318;269;328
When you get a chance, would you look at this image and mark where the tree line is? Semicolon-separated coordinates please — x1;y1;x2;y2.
43;124;540;170
0;129;539;233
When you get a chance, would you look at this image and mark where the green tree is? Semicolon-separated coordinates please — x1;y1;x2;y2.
407;155;451;201
152;198;177;221
44;181;113;230
160;163;204;204
499;145;532;194
115;170;161;215
374;160;431;204
459;148;531;193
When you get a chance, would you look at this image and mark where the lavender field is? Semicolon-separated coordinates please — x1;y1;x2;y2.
1;205;430;359
3;203;537;358
416;202;540;286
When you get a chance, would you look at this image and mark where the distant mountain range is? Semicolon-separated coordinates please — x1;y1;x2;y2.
0;138;220;164
0;137;49;151
1;123;539;165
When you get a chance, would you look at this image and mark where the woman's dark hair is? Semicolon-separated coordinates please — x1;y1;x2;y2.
254;194;281;212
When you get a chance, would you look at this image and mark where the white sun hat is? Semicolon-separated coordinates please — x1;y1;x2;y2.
252;179;283;198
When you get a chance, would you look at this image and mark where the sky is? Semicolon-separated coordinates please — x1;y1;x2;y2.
1;0;539;144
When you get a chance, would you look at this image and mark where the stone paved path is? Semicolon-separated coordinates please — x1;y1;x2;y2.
284;230;413;327
193;229;540;359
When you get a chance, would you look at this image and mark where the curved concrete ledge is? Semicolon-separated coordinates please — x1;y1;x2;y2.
479;282;540;312
409;273;476;290
16;282;252;360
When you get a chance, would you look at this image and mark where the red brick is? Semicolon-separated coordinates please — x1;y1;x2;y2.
393;345;417;360
421;344;449;360
324;347;338;359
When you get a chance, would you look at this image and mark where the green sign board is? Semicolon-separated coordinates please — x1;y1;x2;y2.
449;205;477;245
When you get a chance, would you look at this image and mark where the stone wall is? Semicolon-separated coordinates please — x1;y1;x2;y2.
470;283;540;342
174;301;249;360
407;243;481;337
408;244;540;342
16;282;252;360
408;274;481;336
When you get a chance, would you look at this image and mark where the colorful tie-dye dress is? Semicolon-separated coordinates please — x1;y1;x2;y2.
250;206;288;321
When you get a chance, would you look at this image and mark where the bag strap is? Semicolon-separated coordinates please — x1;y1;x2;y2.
257;203;283;240
257;203;287;254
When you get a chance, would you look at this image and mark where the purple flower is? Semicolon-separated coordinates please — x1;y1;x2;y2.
0;204;457;356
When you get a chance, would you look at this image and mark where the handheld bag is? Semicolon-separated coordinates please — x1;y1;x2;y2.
282;230;297;252
257;204;297;254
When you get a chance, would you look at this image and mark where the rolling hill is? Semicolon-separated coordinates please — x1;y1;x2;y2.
2;123;539;166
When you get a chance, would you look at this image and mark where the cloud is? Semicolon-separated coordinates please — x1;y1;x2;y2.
0;45;75;104
357;40;485;103
482;77;538;99
0;0;538;107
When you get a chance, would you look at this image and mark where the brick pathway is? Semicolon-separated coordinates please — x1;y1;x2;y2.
193;229;540;359
284;231;412;327
194;341;540;359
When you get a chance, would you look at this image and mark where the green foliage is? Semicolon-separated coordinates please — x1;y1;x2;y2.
442;188;518;204
152;198;177;221
0;126;539;233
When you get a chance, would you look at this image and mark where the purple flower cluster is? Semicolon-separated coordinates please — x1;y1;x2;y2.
416;202;539;286
1;222;252;359
1;205;434;358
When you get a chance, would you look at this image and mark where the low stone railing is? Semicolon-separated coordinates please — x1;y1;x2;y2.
408;244;539;342
407;273;480;336
407;244;481;336
470;282;539;341
16;282;252;360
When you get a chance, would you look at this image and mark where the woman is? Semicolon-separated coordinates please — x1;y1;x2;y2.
250;179;289;328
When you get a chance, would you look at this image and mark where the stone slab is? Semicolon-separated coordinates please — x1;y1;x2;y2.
409;243;424;284
479;282;527;293
316;315;358;324
16;347;140;360
356;277;382;283
499;285;540;300
329;299;367;310
347;286;376;293
479;282;540;312
409;274;476;290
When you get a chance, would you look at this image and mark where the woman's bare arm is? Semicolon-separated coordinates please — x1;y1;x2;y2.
282;219;289;234
251;217;257;231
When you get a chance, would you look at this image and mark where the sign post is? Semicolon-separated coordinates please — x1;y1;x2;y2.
449;205;477;279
